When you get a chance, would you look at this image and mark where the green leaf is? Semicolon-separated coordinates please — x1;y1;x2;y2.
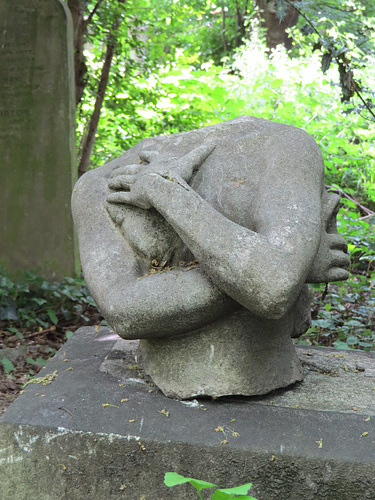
47;308;58;325
1;358;15;375
346;336;359;345
321;52;332;73
212;492;256;500
164;472;216;491
32;297;47;306
275;0;287;22
0;305;18;321
332;340;351;350
212;483;256;500
215;483;253;496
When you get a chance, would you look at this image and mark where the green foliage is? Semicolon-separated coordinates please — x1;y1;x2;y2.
164;473;257;500
296;277;375;351
0;267;96;330
1;358;15;376
279;0;375;114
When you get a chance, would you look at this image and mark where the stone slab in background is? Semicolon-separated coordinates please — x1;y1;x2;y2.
0;326;374;499
0;0;78;280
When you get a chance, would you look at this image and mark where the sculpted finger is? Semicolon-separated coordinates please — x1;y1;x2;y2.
177;141;216;177
111;164;140;178
322;192;340;233
106;192;134;205
108;175;135;190
328;234;348;253
139;150;159;164
327;267;350;282
329;249;350;268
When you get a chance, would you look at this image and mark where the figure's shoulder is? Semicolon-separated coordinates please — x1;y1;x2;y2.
227;116;320;147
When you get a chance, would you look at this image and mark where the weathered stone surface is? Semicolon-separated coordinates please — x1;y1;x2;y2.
138;309;304;398
102;337;375;415
72;117;349;397
1;327;374;500
0;0;78;280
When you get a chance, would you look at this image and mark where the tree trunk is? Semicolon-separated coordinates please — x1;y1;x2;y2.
255;0;299;50
77;43;115;177
221;9;228;53
67;0;87;105
235;0;249;48
77;0;126;177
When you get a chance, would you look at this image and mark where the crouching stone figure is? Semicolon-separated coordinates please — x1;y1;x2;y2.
72;116;349;399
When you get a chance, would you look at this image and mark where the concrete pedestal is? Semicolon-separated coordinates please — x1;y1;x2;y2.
1;327;374;499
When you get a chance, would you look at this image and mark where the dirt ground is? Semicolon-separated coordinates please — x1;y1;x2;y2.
0;306;103;417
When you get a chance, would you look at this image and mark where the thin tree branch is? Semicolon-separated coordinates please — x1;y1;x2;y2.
283;0;319;37
84;0;106;27
284;0;375;120
26;326;56;338
221;8;228;52
328;184;375;217
354;87;375;120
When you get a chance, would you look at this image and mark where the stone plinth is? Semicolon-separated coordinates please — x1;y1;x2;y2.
1;327;374;500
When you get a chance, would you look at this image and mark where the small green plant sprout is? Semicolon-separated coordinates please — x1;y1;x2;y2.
164;472;258;500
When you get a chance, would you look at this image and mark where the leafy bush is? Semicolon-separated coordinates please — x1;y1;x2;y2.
0;267;97;332
296;277;375;351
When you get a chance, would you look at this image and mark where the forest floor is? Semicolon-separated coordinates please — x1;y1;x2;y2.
0;305;103;417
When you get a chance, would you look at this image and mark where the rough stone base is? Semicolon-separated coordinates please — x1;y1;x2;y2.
1;327;374;500
137;309;304;399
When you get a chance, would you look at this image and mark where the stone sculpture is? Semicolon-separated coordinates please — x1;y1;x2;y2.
72;116;349;399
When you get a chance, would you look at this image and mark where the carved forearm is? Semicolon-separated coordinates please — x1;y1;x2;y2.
73;166;238;340
101;267;239;339
145;174;321;319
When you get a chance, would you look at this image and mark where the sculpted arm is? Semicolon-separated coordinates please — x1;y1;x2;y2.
108;129;348;320
72;160;238;340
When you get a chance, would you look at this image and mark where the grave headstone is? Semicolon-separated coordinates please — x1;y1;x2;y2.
0;0;78;280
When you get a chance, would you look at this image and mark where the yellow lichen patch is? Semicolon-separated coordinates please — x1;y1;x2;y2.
127;364;139;370
23;370;58;388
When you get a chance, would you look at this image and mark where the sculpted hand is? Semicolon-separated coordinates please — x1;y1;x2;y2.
306;191;350;283
106;142;215;209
